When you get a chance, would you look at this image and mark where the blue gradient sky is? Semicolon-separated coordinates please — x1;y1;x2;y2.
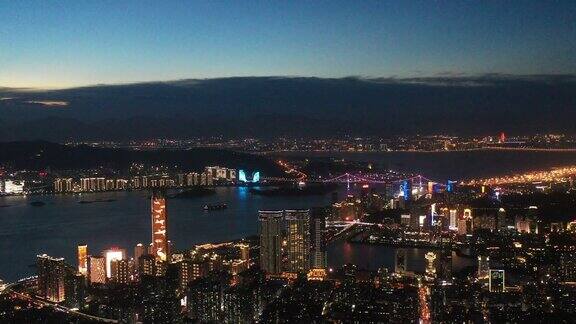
1;1;575;88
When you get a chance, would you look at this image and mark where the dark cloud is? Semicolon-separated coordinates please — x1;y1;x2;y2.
1;75;575;141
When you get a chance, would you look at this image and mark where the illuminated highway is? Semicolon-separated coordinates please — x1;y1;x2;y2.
3;277;118;323
464;165;576;186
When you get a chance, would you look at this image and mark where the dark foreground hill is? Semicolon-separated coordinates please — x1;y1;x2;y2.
0;141;282;176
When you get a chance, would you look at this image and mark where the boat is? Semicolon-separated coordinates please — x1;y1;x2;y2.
30;201;46;207
203;203;228;211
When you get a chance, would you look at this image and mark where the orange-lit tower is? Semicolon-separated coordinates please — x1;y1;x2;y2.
77;244;88;275
151;190;168;261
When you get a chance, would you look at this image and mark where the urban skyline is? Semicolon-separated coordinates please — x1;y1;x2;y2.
2;1;576;323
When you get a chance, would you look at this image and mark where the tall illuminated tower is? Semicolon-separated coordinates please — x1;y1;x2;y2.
151;190;168;261
259;210;284;274
77;244;88;275
285;209;311;273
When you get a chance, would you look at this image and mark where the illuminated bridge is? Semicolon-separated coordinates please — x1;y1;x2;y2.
320;173;440;185
263;172;448;189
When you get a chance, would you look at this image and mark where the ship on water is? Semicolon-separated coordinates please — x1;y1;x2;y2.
203;203;228;211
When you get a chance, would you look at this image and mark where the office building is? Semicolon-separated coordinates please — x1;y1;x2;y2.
259;211;284;274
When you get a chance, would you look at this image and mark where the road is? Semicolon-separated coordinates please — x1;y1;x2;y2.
3;277;118;323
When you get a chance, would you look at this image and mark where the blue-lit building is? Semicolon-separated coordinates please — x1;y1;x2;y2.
238;170;260;183
401;180;411;201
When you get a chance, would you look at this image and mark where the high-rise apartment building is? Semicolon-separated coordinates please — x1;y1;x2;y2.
37;254;66;302
259;211;284;274
103;248;125;279
285;209;311;273
89;256;106;284
310;208;327;269
111;259;133;284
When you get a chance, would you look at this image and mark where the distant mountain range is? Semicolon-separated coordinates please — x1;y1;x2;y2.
1;75;575;141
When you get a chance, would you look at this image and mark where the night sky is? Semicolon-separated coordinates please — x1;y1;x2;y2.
1;1;575;88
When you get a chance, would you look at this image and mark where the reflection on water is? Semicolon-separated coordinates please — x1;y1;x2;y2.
327;241;475;274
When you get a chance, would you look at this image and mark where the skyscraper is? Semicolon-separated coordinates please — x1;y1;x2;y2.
285;209;311;273
37;254;66;302
77;244;88;276
103;248;125;279
151;190;168;261
310;208;327;269
259;210;284;274
89;256;106;284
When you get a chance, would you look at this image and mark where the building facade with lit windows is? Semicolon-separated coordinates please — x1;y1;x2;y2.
285;209;311;273
258;210;284;274
89;256;106;284
77;244;88;276
36;254;66;302
103;248;126;279
151;190;169;261
310;208;327;269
